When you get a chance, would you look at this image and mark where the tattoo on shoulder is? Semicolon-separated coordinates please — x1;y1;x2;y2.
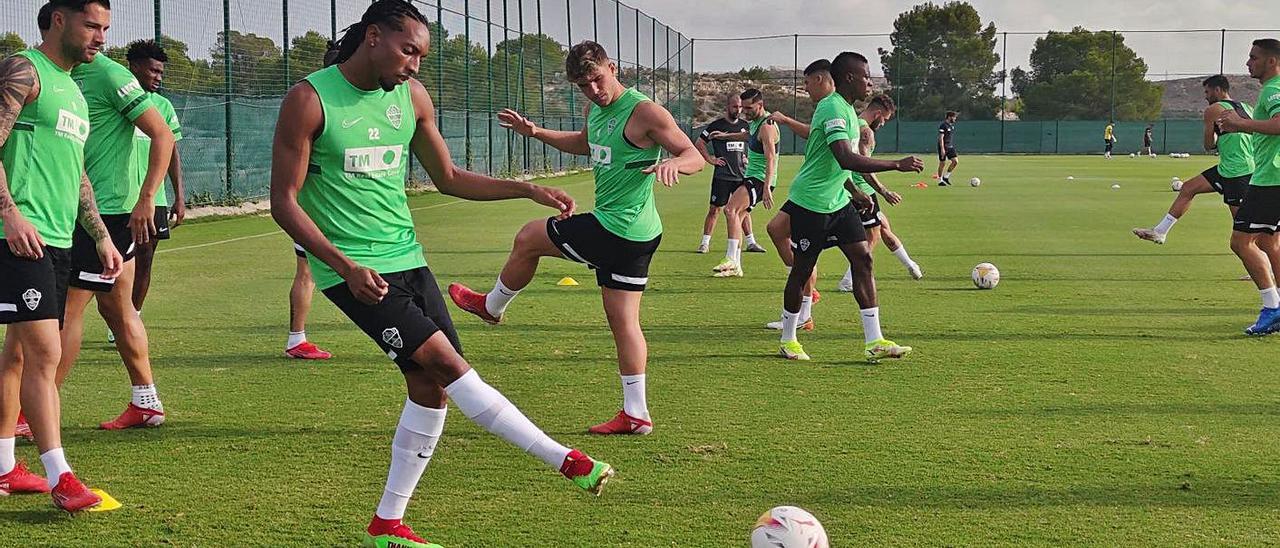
0;56;36;146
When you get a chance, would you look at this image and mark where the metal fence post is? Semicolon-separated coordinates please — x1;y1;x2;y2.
1000;31;1006;153
464;0;473;170
689;38;695;132
1109;30;1116;122
504;0;513;175
634;9;640;89
1220;29;1226;75
436;3;443;130
330;0;336;40
518;0;529;173
282;0;289;86
650;17;655;98
565;0;572;171
223;0;232;198
615;0;621;79
537;0;547;172
792;34;798;153
664;25;670;106
487;0;494;175
592;0;598;41
153;0;161;42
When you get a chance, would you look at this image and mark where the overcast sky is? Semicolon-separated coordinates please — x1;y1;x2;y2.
636;0;1280;79
5;0;1276;82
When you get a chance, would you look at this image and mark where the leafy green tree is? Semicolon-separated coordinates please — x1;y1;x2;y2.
879;1;1002;120
1011;27;1162;121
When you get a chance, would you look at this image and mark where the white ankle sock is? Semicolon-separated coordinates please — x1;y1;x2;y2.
799;295;813;323
0;437;14;475
781;309;800;342
620;374;648;419
445;370;570;470
132;384;162;411
841;267;853;285
485;278;520;318
745;233;757;247
1261;287;1280;309
40;448;71;489
700;234;711;247
286;331;306;350
861;307;883;343
375;399;447;521
891;245;914;267
1154;214;1178;235
725;239;739;261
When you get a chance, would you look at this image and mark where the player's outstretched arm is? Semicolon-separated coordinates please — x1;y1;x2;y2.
856;127;902;205
768;111;810;139
411;82;574;216
831;139;922;175
270;82;387;304
636;102;704;187
760;122;779;209
1220;110;1280;135
0;55;45;260
129;107;176;245
710;130;749;141
497;103;590;155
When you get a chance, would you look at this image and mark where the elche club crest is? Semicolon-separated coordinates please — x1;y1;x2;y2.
605;118;618;136
22;288;41;311
797;239;811;252
386;104;403;130
382;327;404;349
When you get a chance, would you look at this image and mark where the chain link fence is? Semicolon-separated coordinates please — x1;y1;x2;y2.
690;29;1279;156
1;0;693;205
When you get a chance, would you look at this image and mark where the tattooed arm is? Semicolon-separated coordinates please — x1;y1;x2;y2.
77;171;122;279
0;55;45;259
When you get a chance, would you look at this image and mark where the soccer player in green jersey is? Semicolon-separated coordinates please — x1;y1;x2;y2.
124;40;185;319
451;41;704;436
57;39;176;431
774;52;922;362
0;0;124;511
709;87;777;278
1134;75;1254;245
1219;38;1280;335
271;3;613;546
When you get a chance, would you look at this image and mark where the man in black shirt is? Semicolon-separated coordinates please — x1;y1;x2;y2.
937;111;958;186
696;94;754;253
1142;124;1155;157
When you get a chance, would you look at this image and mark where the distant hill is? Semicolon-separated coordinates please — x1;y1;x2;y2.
1158;74;1260;120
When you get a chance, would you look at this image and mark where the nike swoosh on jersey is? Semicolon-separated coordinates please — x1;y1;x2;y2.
341;117;364;129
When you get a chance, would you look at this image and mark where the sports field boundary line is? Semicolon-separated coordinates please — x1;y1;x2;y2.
157;179;594;255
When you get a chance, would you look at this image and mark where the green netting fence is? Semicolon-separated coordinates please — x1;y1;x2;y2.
1;0;693;205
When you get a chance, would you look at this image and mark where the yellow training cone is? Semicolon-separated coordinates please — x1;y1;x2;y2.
87;489;122;512
556;277;580;286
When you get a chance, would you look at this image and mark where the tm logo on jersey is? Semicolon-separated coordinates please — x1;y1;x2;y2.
345;145;403;174
56;109;90;144
726;141;745;152
116;80;141;99
589;143;613;167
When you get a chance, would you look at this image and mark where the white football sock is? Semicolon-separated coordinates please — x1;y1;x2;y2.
891;245;914;267
1154;214;1178;235
0;437;14;475
620;374;649;419
725;239;739;261
376;399;446;521
745;233;758;247
286;331;306;350
40;448;71;489
799;295;813;323
781;309;800;342
132;384;163;411
445;370;570;470
861;307;883;343
942;171;951;180
841;267;853;285
699;234;711;247
1261;287;1280;309
485;278;520;318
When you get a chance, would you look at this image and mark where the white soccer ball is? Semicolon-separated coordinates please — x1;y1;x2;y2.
1066;176;1074;181
1169;153;1177;158
1111;184;1121;189
1171;179;1184;192
750;506;829;548
1130;153;1136;158
972;263;1000;289
969;177;981;187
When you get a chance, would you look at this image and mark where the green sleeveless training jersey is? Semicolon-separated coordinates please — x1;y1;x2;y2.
586;87;663;242
745;114;777;186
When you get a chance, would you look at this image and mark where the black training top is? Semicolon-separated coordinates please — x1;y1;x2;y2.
700;117;750;180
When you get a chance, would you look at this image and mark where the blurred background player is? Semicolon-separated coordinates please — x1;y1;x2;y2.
696;94;760;258
1142;124;1155;157
712;87;779;278
1104;120;1116;159
936;110;958;185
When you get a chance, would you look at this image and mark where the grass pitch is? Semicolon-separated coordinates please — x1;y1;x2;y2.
5;154;1280;546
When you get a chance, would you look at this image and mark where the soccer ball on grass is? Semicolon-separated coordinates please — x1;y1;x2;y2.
972;263;1000;290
